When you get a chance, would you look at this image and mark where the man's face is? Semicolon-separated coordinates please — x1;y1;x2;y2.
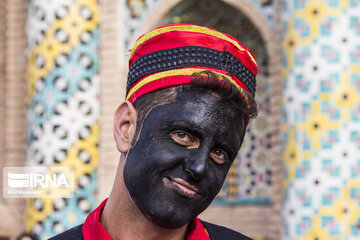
123;87;246;228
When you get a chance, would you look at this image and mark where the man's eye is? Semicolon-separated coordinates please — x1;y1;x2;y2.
210;149;228;164
170;130;199;148
175;131;187;139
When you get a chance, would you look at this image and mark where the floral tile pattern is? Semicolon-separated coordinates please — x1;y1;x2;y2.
25;0;99;239
281;1;360;239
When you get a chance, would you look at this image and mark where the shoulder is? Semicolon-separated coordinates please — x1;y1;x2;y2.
49;224;84;240
201;220;253;240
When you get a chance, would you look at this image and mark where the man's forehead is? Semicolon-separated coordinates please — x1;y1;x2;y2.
148;87;242;126
144;86;240;117
178;87;239;112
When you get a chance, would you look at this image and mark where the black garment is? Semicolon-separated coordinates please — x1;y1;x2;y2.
50;221;253;240
201;221;253;240
50;224;84;240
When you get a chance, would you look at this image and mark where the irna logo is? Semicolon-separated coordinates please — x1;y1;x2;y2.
8;172;69;188
3;167;74;198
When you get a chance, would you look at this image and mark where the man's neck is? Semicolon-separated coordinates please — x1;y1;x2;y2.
100;161;188;240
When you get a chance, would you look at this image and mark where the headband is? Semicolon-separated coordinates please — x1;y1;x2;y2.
126;24;257;109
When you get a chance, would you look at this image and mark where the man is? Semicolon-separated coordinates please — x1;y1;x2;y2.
51;24;258;240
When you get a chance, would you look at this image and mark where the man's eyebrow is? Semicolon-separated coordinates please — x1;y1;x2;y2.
164;120;208;137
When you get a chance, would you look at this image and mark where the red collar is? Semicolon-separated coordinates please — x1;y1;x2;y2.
83;198;210;240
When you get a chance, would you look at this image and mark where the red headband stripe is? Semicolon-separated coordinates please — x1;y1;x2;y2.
131;25;256;66
129;30;257;75
127;75;191;103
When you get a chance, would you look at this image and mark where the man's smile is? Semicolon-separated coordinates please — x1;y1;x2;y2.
163;177;201;199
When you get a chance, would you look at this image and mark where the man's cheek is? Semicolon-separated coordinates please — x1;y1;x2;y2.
209;166;230;191
144;143;187;167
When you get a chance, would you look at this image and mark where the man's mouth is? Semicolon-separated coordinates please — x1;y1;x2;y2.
163;177;201;199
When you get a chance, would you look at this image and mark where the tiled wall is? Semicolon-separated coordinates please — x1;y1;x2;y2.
281;0;360;239
6;0;358;239
25;0;100;238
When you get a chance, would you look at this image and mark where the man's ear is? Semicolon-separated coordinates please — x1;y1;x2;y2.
113;101;137;153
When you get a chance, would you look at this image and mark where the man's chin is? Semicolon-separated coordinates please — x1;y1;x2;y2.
137;203;196;229
145;213;192;229
139;197;216;229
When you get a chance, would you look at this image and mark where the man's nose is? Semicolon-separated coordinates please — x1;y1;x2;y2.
184;146;210;181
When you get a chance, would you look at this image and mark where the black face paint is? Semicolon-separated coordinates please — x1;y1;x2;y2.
123;87;246;228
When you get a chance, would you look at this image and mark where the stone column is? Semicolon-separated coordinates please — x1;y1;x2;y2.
281;0;360;239
25;0;100;238
0;0;27;238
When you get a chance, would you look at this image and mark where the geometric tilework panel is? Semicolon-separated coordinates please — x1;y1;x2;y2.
281;0;360;239
215;73;272;205
25;0;99;239
25;171;97;239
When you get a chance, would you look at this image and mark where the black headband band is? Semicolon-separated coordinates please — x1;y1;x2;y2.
127;46;256;97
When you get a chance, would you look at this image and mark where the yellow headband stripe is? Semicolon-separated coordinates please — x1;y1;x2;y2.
130;25;257;65
126;68;250;107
